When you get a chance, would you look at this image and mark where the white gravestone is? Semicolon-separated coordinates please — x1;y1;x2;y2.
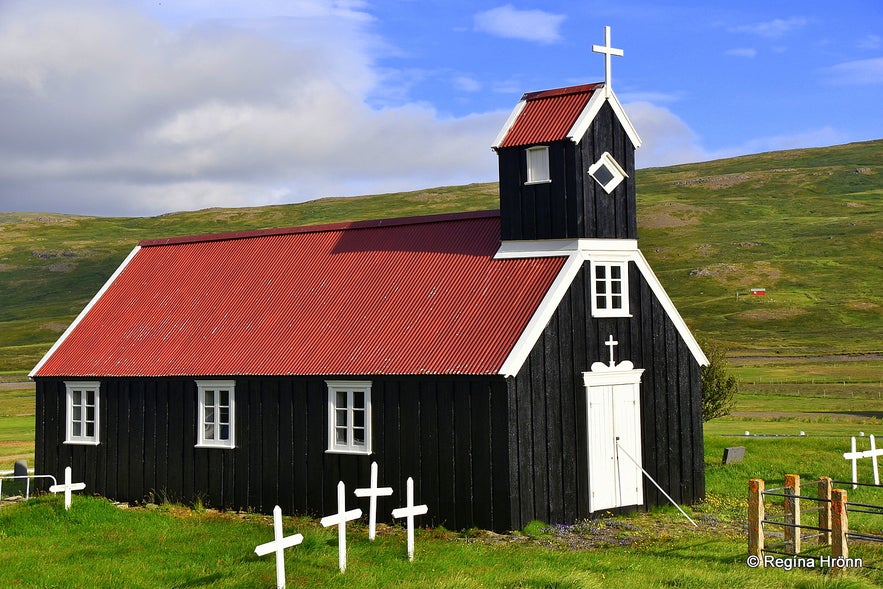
391;477;428;562
354;462;393;541
254;505;304;589
320;481;362;573
48;466;85;510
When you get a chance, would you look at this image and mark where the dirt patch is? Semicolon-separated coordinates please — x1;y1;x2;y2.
638;202;711;229
737;307;808;321
689;261;782;288
670;174;751;189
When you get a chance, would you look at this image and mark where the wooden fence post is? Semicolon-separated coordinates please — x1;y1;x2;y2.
784;474;801;554
832;488;849;565
818;477;832;545
748;478;764;565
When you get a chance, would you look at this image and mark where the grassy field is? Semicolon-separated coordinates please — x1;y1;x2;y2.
1;140;881;373
5;385;883;586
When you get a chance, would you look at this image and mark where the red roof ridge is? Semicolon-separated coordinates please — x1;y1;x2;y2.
521;83;603;102
139;209;501;247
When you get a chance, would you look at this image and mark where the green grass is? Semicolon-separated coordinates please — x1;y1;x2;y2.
4;386;883;586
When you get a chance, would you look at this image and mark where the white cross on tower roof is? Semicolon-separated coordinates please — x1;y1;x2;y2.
592;25;623;98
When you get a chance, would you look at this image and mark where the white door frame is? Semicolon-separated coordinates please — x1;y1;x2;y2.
583;367;644;512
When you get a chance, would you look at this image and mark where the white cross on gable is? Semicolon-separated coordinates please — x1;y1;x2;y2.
605;334;619;367
391;477;428;562
48;466;86;510
254;505;304;589
320;481;363;573
354;462;393;541
592;25;623;97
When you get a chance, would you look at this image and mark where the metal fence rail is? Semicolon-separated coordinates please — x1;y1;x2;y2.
0;474;58;504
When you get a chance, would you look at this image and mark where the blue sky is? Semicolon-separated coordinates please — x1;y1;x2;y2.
0;0;880;216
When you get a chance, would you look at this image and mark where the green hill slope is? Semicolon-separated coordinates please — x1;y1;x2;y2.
1;140;880;374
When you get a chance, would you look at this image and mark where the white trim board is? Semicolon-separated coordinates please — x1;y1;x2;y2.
29;245;142;379
567;87;642;149
497;245;708;376
491;99;527;149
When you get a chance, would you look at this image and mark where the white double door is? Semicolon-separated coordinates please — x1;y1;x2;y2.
584;369;644;512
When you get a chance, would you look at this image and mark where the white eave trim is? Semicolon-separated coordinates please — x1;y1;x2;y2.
497;242;708;376
495;238;639;259
29;245;142;379
499;251;584;377
567;87;642;149
491;99;527;149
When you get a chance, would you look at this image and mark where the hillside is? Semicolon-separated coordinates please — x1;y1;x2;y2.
1;140;880;374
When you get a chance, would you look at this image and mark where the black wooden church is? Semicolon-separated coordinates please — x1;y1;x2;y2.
31;28;707;532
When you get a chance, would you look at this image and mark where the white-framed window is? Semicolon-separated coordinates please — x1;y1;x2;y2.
196;380;235;449
64;381;100;445
588;151;627;194
525;145;551;184
591;261;630;317
326;380;372;455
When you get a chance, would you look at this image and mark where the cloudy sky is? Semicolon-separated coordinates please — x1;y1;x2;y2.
1;0;880;217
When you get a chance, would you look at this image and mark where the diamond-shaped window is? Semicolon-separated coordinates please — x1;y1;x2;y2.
588;152;627;194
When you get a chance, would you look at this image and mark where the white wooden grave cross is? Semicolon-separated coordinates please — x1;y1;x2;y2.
354;461;393;541
320;481;362;573
254;505;304;589
391;477;428;562
843;435;883;488
592;25;623;98
48;466;85;510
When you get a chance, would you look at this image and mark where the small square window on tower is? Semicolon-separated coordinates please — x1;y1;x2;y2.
525;146;551;184
588;151;628;194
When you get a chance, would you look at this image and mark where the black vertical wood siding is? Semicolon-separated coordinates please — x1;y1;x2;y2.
34;375;513;532
498;102;637;241
506;261;704;529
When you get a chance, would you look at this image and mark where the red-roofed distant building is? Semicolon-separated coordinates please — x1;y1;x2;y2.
32;28;707;531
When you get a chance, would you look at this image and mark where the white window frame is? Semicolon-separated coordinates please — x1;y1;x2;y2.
525;145;551;184
588;151;628;194
64;381;100;445
326;380;372;455
591;260;630;317
195;380;236;449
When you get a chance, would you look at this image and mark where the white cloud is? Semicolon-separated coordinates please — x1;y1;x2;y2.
623;102;709;168
0;0;503;216
730;17;807;38
822;57;883;85
453;75;482;93
858;35;882;50
473;5;566;44
725;48;757;58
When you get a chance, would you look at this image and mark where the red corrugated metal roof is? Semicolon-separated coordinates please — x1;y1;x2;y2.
33;211;566;377
498;83;601;148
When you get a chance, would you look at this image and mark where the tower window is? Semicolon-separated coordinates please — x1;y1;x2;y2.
525;146;551;184
589;151;627;194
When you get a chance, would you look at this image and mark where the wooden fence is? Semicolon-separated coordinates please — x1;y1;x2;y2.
748;475;851;568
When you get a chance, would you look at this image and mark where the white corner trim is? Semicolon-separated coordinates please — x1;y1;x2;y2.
567;88;642;149
491;99;527;149
29;245;142;379
498;252;584;377
632;250;709;366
